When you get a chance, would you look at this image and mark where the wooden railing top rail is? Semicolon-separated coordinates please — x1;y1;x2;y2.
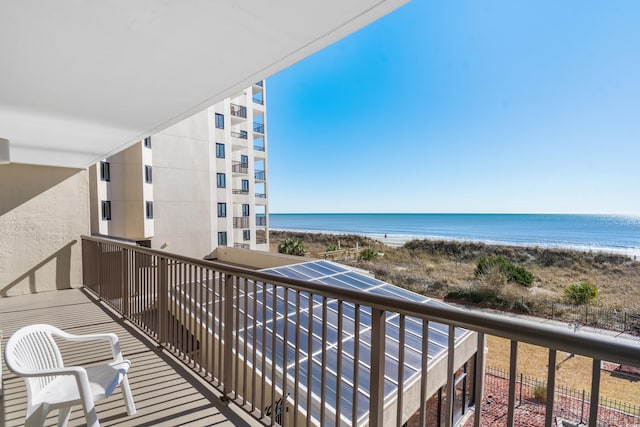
81;235;640;368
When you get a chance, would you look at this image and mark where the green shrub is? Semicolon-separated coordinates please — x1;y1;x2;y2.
533;384;547;402
278;238;306;256
475;256;534;287
445;289;485;304
511;300;531;314
564;282;598;305
325;244;339;252
360;248;377;261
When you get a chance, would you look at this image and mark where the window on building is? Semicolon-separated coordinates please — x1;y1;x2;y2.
145;201;153;219
144;137;152;148
243;230;251;241
242;204;250;217
145;165;152;183
217;202;227;218
217;173;226;188
240;154;248;166
215;113;224;129
216;143;225;158
218;231;227;246
241;179;249;192
101;201;111;220
100;161;110;182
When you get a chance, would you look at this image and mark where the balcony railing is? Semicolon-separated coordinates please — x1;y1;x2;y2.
230;104;247;118
254;144;265;152
231;130;248;140
81;235;640;427
232;188;249;195
254;170;265;180
233;216;250;229
256;215;267;226
233;242;250;249
252;96;264;105
253;122;264;134
255;193;266;198
256;238;268;245
232;162;249;174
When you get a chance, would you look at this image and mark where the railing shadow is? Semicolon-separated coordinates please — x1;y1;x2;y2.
1;240;76;296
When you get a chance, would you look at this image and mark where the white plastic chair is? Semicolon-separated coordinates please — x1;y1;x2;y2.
4;324;136;427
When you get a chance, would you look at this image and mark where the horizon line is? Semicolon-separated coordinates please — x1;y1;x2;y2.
269;212;640;216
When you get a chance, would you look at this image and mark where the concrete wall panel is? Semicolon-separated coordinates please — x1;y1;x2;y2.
0;164;89;296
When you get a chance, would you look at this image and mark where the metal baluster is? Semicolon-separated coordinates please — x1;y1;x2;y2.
369;308;385;426
507;340;518;427
545;349;557;427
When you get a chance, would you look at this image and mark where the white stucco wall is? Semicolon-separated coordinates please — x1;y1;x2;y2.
0;164;89;296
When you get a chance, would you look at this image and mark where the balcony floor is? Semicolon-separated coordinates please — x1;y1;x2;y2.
0;288;260;427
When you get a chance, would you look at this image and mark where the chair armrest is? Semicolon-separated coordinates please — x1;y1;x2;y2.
52;330;124;362
12;365;88;378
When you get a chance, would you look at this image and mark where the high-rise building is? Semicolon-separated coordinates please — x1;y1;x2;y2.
89;82;268;258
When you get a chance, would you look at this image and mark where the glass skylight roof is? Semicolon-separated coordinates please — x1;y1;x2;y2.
236;259;472;424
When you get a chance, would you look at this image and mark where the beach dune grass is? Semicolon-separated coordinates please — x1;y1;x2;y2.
269;230;640;310
474;256;534;287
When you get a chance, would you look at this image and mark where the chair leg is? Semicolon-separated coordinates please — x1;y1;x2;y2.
120;376;137;415
57;407;73;426
25;404;49;427
83;405;99;427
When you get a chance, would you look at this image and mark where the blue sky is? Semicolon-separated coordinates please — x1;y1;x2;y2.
267;1;640;215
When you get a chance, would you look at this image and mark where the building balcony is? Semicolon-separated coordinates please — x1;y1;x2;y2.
0;288;258;427
233;216;250;229
231;130;248;140
255;193;266;199
256;238;268;245
233;242;250;249
254;144;265;152
232;161;249;174
256;215;267;227
253;123;264;134
4;236;640;427
230;103;247;119
252;96;264;105
232;188;249;195
254;170;265;181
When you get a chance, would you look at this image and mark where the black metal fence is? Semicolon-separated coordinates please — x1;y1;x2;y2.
485;366;640;426
535;302;640;335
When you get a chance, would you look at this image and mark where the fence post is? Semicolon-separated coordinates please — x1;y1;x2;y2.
581;389;585;424
519;373;523;406
585;305;589;324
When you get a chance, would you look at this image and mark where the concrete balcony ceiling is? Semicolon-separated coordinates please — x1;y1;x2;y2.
0;0;406;168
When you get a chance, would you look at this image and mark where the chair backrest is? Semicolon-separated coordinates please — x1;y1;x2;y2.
4;324;66;404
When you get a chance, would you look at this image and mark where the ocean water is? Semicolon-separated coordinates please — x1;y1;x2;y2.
269;214;640;257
